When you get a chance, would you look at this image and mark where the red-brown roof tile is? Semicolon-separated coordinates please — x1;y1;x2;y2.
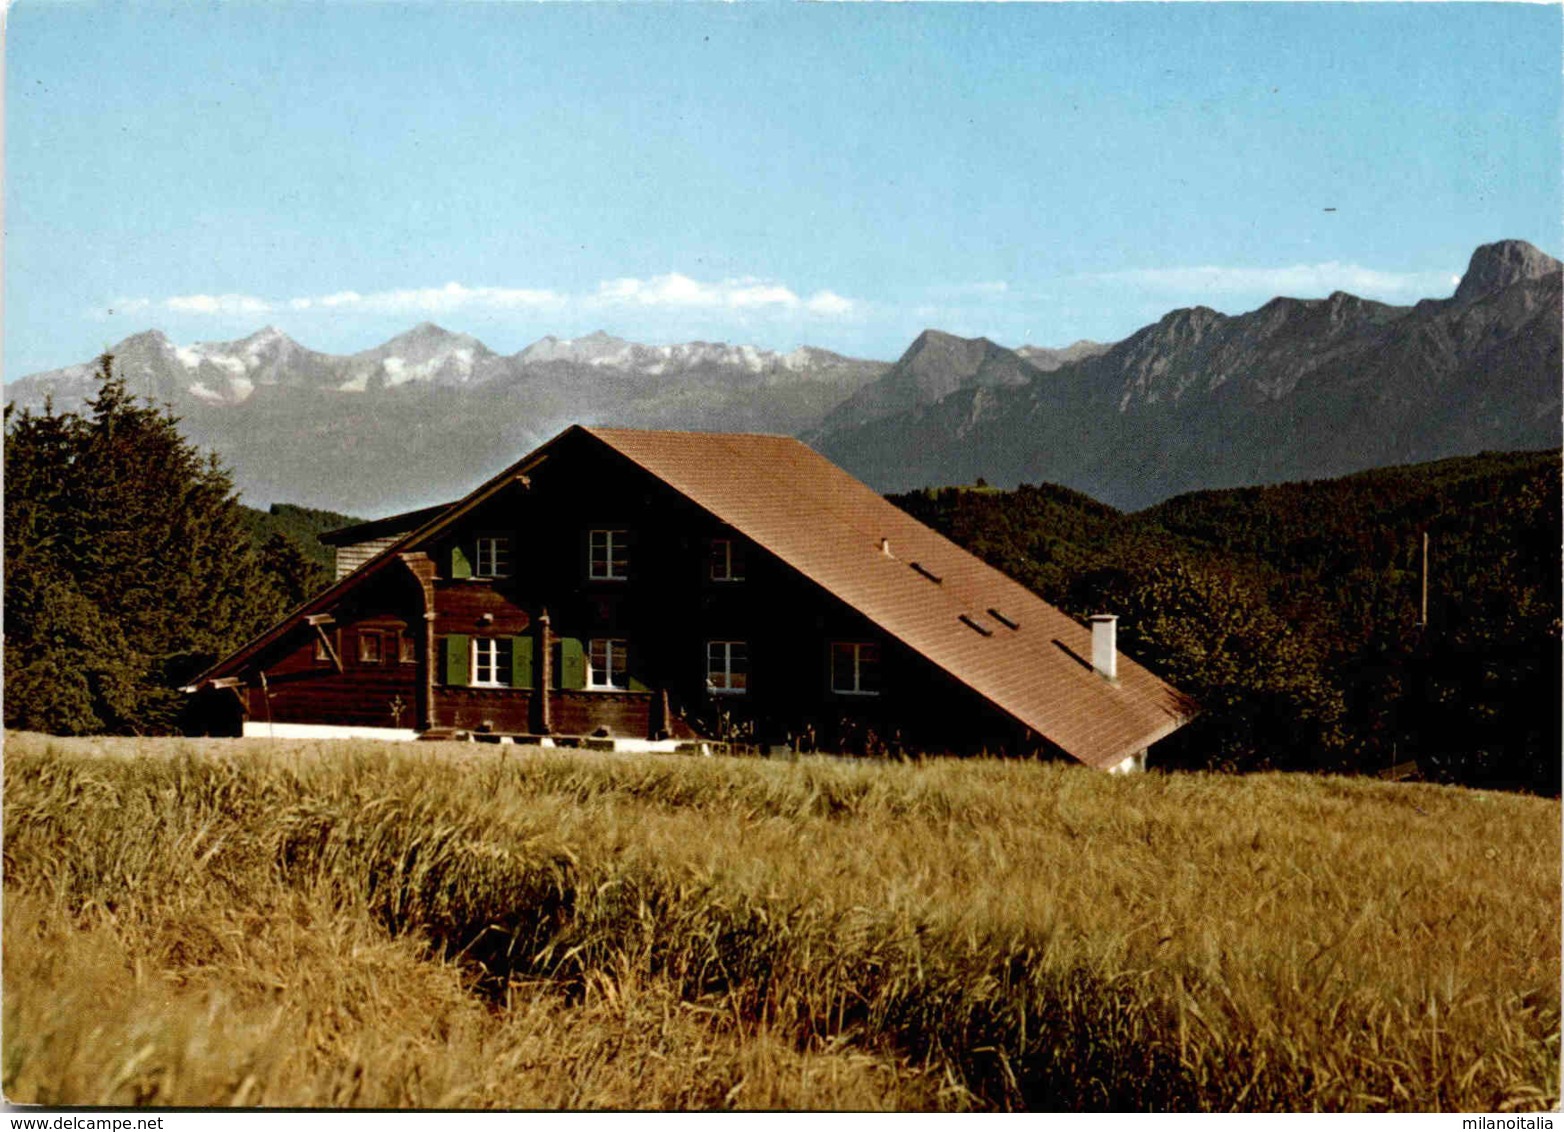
584;426;1193;768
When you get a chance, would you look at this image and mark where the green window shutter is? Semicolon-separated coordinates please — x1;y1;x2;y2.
509;636;533;689
450;542;472;580
444;634;470;686
627;655;649;694
557;637;585;690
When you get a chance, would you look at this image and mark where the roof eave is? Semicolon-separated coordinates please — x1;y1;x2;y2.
318;502;454;547
1077;709;1198;771
188;424;588;689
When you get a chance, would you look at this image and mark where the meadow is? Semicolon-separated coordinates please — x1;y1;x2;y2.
3;732;1558;1111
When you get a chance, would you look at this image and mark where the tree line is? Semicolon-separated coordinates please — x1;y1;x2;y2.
894;451;1561;794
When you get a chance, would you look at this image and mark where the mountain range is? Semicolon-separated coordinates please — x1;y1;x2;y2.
811;239;1562;507
6;239;1558;514
7;325;887;513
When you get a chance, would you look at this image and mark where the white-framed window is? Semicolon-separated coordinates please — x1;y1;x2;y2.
830;641;881;696
589;530;629;581
706;640;749;695
472;638;511;688
587;638;629;690
475;535;511;578
398;632;417;664
709;538;746;582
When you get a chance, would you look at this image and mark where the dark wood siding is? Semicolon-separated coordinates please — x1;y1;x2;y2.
439;687;536;734
240;562;423;730
227;431;1054;755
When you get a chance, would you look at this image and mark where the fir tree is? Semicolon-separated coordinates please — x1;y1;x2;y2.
4;356;297;734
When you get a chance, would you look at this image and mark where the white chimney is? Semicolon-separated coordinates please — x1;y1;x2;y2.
1090;615;1118;681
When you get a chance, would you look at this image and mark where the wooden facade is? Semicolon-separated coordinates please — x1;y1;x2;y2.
193;426;1193;766
214;434;1028;753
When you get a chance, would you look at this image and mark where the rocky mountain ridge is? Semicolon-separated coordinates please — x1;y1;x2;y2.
1015;340;1112;372
812;240;1562;508
815;329;1052;433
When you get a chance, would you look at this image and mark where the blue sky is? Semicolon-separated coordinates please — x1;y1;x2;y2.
6;2;1560;377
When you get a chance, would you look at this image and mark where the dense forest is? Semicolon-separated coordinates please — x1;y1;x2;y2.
239;501;359;577
893;450;1562;793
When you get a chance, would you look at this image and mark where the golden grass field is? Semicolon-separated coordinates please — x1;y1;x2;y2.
3;731;1558;1111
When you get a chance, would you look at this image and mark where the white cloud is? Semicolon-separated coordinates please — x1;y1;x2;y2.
596;273;803;311
1094;262;1456;300
141;283;563;317
165;293;273;315
805;290;855;316
116;274;857;323
290;291;361;310
287;283;564;313
588;274;856;318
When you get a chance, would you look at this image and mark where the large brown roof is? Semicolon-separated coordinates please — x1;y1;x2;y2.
583;426;1192;768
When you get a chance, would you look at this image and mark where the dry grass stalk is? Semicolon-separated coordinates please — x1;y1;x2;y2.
3;732;1557;1110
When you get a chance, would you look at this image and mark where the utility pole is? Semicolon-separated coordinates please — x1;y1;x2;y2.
1418;530;1429;630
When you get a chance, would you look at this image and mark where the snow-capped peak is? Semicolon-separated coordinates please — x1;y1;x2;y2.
10;322;874;416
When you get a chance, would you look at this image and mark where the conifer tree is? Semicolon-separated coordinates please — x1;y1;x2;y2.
5;356;289;733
